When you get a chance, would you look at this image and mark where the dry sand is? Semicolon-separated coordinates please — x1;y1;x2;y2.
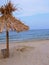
0;40;49;65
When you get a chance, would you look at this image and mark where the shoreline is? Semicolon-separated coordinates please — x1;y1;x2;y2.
0;39;49;49
0;39;49;44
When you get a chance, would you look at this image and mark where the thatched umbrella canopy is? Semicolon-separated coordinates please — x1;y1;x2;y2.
0;1;29;57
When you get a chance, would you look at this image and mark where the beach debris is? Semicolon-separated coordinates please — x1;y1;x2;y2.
16;46;35;52
1;49;8;58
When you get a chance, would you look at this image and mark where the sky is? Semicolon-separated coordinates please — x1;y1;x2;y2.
0;0;49;30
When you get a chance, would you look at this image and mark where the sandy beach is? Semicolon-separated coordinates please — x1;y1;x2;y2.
0;40;49;65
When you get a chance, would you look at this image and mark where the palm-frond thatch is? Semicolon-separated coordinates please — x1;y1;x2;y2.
0;2;29;32
0;1;29;58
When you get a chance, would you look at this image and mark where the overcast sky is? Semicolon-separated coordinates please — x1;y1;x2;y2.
0;0;49;29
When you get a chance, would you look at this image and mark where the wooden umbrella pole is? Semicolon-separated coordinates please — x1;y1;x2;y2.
6;29;9;57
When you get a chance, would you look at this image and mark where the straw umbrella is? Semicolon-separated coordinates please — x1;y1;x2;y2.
0;2;29;57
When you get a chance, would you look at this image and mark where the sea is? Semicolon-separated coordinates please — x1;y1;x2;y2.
0;29;49;43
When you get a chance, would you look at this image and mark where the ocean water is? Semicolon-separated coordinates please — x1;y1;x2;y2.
0;29;49;43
